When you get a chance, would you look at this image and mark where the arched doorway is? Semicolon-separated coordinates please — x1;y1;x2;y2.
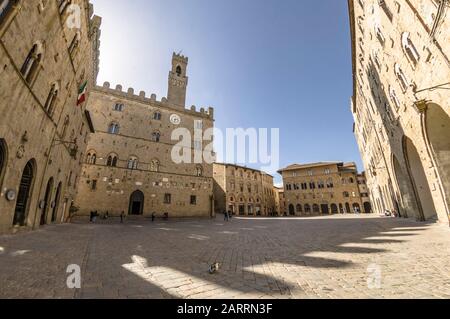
129;190;144;215
352;203;361;214
40;177;54;225
425;104;450;212
363;202;372;214
404;136;438;221
288;204;295;216
0;139;7;187
51;182;62;223
331;204;338;214
339;203;344;214
345;203;351;214
304;204;311;214
13;160;36;226
313;204;320;214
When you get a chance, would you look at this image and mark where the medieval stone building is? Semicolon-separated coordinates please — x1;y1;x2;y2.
0;0;101;233
278;162;371;216
349;0;449;224
213;163;277;216
74;54;215;218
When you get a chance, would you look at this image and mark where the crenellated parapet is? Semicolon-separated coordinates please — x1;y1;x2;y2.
95;82;214;119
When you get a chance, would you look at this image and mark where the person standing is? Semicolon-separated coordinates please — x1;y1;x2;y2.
120;211;125;223
151;212;156;222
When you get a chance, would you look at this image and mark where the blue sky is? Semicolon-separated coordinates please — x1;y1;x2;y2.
91;0;362;183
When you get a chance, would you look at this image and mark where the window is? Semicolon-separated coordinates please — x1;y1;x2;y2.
113;103;124;112
0;139;7;188
153;112;162;121
394;63;409;91
150;159;160;172
44;83;59;115
324;169;331;175
326;179;334;188
190;195;197;205
86;151;97;164
318;181;325;189
374;24;385;45
91;179;97;191
108;122;120;134
343;191;350;198
176;65;182;76
21;43;43;84
378;0;393;21
164;193;172;204
296;204;302;213
127;157;138;170
152;131;161;142
107;154;118;167
196;165;203;177
402;32;420;66
0;0;18;25
389;86;401;109
68;32;80;58
309;182;316;189
58;0;72;14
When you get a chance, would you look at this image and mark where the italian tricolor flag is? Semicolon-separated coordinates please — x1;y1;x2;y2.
77;81;88;106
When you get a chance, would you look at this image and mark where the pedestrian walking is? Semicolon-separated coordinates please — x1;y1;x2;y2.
120;211;125;223
228;211;232;220
223;210;228;222
151;212;156;222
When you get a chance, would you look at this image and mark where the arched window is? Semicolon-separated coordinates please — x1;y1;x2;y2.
296;204;302;213
107;154;118;167
58;0;72;14
62;115;70;138
108;122;120;134
44;83;59;115
394;63;409;92
196;165;203;177
113;103;124;112
68;32;80;58
86;151;97;164
153;111;162;121
127;156;138;170
304;204;311;213
0;139;7;188
150;159;160;172
402;32;420;66
152;131;161;142
389;86;401;109
0;0;18;25
374;24;385;45
313;204;320;214
176;65;182;76
20;43;43;84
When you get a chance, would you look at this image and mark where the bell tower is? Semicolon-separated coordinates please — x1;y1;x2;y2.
167;52;188;108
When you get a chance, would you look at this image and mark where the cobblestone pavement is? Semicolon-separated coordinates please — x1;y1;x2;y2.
1;215;450;299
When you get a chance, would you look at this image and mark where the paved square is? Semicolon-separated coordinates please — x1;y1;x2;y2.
1;215;450;299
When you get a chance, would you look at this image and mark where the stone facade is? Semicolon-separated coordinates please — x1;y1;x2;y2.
278;162;371;216
274;186;286;216
0;0;101;233
213;163;277;216
349;0;450;224
74;54;215;218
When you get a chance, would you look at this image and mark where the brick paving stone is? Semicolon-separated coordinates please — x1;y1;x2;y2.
0;215;450;298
